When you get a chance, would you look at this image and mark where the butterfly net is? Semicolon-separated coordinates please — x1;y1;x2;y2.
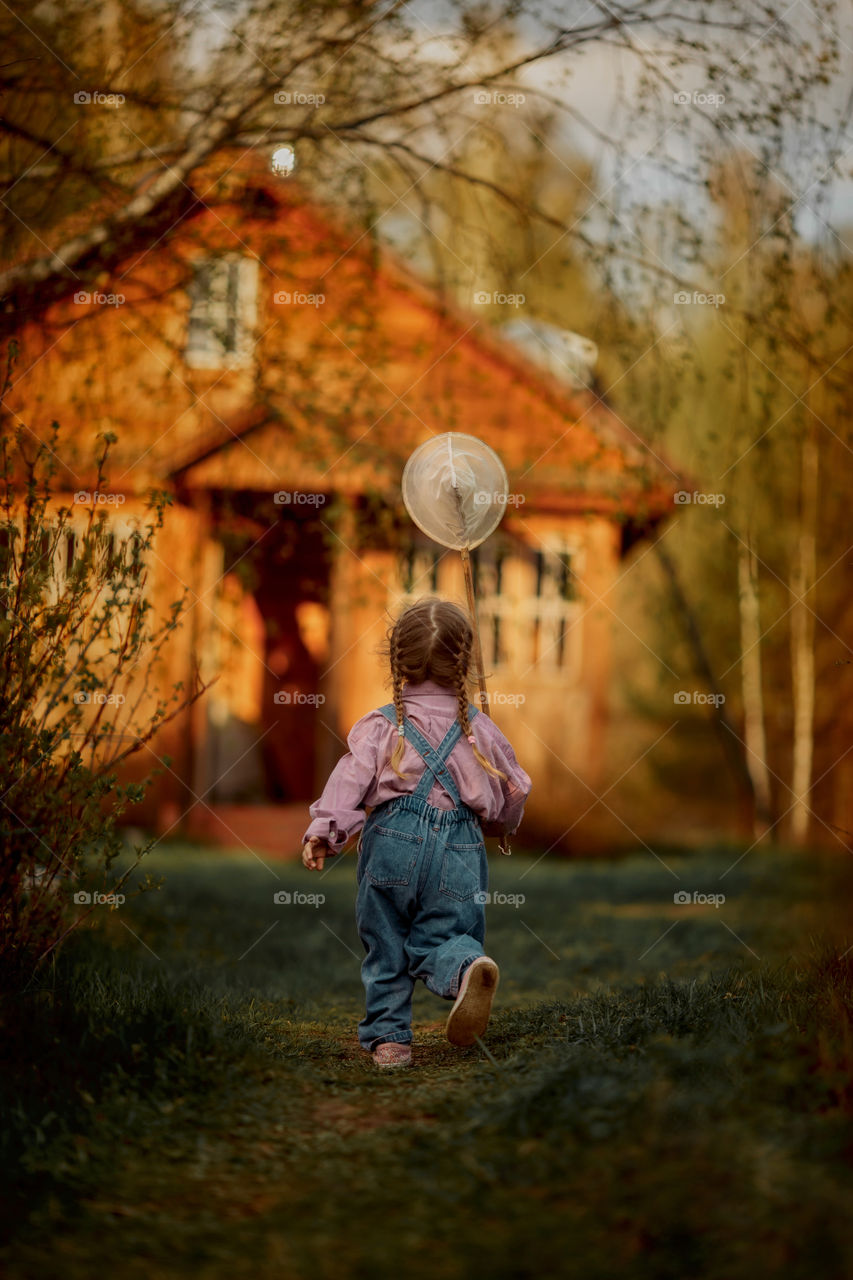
401;432;509;551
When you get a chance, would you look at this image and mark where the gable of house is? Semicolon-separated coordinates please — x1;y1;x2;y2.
5;148;679;537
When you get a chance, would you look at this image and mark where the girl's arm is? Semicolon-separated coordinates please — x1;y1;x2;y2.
472;716;532;835
301;712;385;855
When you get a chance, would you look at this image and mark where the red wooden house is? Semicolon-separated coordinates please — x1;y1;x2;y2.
5;147;680;853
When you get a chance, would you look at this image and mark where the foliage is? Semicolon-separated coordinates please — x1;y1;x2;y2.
381;92;853;847
0;345;208;986
0;1;832;327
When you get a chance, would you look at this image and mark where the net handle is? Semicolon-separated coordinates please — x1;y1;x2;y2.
460;545;511;857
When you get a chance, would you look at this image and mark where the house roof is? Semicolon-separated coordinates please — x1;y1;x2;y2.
6;147;683;538
171;153;681;523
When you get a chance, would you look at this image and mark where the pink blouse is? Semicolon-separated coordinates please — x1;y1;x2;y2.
303;679;532;853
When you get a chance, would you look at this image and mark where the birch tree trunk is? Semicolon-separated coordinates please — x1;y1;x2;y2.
789;420;818;845
736;530;773;838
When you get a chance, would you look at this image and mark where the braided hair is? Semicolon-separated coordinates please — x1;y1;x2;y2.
381;596;507;781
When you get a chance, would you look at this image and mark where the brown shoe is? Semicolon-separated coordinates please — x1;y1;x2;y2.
372;1042;413;1068
446;956;500;1046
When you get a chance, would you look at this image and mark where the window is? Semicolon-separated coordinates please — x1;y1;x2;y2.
0;521;18;613
0;520;72;607
45;522;70;605
392;533;582;680
95;529;140;583
399;540;443;596
36;520;146;598
470;543;507;669
185;256;258;369
526;542;581;676
0;516;151;649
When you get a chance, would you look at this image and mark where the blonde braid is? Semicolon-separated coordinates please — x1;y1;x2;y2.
453;634;507;781
389;626;408;778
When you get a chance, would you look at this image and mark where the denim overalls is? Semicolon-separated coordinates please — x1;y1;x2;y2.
355;703;488;1052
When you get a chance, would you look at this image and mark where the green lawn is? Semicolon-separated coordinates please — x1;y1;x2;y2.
2;840;852;1279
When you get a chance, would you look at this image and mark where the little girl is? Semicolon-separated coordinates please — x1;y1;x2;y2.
301;596;532;1069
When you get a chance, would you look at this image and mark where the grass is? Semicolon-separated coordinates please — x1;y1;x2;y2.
1;840;852;1279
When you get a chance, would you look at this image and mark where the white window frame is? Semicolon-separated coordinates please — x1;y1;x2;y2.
470;541;509;671
391;532;583;681
0;514;151;631
521;536;583;681
0;518;75;608
185;255;258;370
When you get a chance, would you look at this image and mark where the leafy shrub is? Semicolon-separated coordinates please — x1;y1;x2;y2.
0;344;209;986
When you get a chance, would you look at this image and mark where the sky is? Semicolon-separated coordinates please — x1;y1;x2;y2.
189;0;853;273
401;0;853;245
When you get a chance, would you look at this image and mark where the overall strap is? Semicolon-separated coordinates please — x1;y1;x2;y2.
378;703;479;807
408;719;463;805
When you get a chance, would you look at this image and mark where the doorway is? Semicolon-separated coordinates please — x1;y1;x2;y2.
206;490;332;803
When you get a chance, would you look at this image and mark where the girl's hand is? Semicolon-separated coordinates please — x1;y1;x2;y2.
302;837;328;870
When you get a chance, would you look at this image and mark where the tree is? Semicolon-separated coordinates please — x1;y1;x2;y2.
0;0;832;340
618;150;853;848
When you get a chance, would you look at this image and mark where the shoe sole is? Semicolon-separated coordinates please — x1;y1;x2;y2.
371;1046;413;1068
446;957;500;1046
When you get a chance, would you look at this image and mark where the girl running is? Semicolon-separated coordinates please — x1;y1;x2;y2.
301;596;532;1068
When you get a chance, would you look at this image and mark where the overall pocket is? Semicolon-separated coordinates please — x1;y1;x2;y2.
439;839;485;901
364;824;422;887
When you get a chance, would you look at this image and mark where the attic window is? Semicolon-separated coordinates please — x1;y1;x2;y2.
185;256;258;369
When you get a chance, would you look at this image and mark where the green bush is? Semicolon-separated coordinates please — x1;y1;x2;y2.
0;343;208;986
